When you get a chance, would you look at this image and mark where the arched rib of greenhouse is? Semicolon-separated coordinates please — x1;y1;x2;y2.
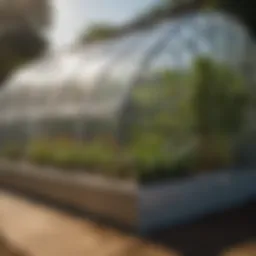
0;10;255;181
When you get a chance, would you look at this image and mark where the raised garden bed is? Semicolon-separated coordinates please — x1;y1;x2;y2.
0;159;255;234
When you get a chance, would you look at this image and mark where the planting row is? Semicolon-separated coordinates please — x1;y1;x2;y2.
1;137;194;182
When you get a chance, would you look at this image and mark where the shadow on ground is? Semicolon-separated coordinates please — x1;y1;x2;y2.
148;201;256;256
0;235;30;256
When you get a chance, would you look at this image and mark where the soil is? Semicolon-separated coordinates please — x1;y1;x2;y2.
0;190;255;256
0;235;30;256
0;191;177;256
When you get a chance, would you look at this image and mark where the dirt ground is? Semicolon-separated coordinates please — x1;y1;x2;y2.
0;190;255;256
220;242;256;256
0;191;178;256
0;235;30;256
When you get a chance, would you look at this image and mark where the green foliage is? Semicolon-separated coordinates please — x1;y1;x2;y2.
219;0;256;36
201;0;219;9
0;0;50;85
78;0;221;43
130;68;195;165
191;57;248;170
130;56;248;174
25;139;119;173
80;24;119;43
26;140;54;165
78;0;255;44
80;140;116;171
0;26;47;84
127;136;190;183
134;0;256;37
0;144;23;160
192;57;248;136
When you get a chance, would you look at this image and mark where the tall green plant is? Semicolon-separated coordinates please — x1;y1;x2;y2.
192;57;248;170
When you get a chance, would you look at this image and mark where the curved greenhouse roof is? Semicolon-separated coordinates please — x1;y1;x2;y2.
0;11;254;124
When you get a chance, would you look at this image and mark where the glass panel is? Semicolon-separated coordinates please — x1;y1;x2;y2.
52;34;146;117
81;22;190;142
42;52;83;116
126;11;253;168
90;22;178;115
0;84;19;121
150;12;252;71
1;61;50;120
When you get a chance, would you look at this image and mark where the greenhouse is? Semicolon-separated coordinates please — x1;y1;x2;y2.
0;11;255;180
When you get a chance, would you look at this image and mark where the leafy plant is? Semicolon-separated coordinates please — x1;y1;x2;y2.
1;144;23;160
26;140;53;165
192;57;248;171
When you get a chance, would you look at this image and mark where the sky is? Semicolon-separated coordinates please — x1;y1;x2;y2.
49;0;158;49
